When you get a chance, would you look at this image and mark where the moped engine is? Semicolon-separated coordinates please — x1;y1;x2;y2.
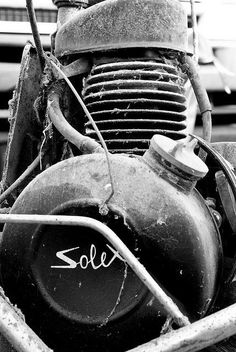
0;0;224;351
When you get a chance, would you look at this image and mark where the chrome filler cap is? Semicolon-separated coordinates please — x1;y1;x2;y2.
147;134;208;181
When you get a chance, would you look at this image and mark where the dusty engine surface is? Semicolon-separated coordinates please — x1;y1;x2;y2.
0;1;236;352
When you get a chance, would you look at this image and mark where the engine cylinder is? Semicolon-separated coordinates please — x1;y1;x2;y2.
83;59;187;154
54;0;189;154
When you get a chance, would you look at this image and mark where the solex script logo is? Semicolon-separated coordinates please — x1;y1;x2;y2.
51;244;125;270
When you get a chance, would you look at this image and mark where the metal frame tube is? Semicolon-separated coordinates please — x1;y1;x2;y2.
127;302;236;352
0;291;52;352
0;155;40;206
0;213;189;328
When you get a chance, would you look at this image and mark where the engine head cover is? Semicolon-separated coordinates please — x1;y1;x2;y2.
55;0;188;57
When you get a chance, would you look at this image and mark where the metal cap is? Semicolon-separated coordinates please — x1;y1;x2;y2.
149;134;208;180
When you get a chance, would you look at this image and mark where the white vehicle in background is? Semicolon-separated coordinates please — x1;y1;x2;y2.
196;0;236;141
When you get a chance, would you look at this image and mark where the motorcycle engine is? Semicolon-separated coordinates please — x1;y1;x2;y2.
0;0;225;351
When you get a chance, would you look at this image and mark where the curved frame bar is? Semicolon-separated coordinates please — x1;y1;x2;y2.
127;302;236;352
0;290;52;352
0;213;190;328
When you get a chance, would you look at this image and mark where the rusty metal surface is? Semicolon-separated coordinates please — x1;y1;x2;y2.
212;141;236;168
0;290;52;352
1;153;222;351
0;334;15;352
53;0;89;27
55;0;188;57
1;43;42;190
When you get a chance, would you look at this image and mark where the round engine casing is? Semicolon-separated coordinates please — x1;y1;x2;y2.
0;153;222;351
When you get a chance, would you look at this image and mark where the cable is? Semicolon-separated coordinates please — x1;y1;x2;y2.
26;0;45;71
183;55;212;144
0;155;40;206
182;55;212;161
